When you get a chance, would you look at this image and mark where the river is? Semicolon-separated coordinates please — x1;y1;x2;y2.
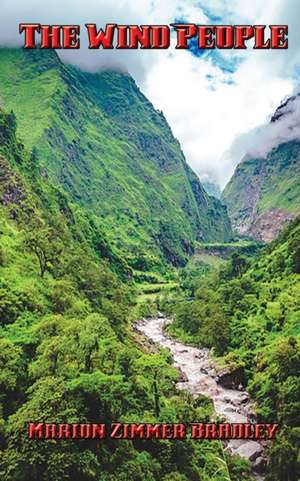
135;316;265;480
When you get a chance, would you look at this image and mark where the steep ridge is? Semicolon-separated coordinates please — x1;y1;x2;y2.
0;47;231;273
0;108;254;481
222;95;300;242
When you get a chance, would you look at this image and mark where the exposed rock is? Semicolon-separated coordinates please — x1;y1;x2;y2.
207;369;217;378
178;368;188;382
235;441;263;462
253;456;267;474
216;366;245;389
136;316;265;477
222;92;300;242
248;209;296;243
240;393;249;404
0;155;34;221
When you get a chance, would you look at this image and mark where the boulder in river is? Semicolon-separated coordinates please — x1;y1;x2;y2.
236;441;264;462
240;393;249;404
253;456;267;474
216;366;245;389
178;368;188;382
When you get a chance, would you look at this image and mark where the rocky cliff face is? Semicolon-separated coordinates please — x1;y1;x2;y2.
222;96;300;242
0;48;232;271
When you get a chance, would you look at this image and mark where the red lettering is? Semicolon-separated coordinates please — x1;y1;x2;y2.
162;424;173;439
86;23;116;49
128;26;151;49
116;25;128;48
58;424;71;439
72;424;79;439
28;422;44;438
216;26;234;49
255;424;266;439
130;424;145;438
173;423;186;439
198;26;215;49
244;424;255;438
235;25;255;49
19;23;41;48
45;424;57;438
191;423;205;438
254;25;270;49
92;424;106;439
232;423;245;439
205;423;218;439
80;424;91;438
110;422;123;438
270;25;288;49
218;423;232;439
266;424;279;439
40;25;61;49
173;23;197;49
152;26;170;49
146;424;161;438
62;25;80;49
123;424;130;439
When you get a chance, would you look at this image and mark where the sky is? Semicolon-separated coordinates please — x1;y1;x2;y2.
1;0;300;188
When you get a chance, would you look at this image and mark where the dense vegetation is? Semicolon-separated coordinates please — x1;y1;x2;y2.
162;217;300;480
0;46;298;481
0;47;231;279
0;106;251;480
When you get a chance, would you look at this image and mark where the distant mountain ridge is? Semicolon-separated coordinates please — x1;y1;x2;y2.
202;180;221;199
222;94;300;242
0;47;232;273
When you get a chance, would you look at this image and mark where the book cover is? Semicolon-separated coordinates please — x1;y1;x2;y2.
0;2;299;481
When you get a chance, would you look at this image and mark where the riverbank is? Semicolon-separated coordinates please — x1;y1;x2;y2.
135;316;266;479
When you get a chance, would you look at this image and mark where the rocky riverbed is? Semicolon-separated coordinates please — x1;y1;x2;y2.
135;316;266;480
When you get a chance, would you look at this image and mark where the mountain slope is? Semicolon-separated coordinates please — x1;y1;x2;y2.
162;214;300;480
0;47;231;272
0;108;244;481
222;95;300;242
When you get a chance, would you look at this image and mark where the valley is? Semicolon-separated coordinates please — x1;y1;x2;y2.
0;46;298;481
135;315;265;479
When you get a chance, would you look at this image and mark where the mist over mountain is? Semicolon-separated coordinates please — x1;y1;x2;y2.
222;93;300;242
202;179;221;199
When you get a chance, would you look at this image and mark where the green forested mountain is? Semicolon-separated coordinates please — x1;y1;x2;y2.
0;47;231;275
163;216;300;480
1;45;298;481
222;95;300;242
0;106;251;481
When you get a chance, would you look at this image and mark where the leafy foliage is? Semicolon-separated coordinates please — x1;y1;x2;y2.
165;217;300;480
0;47;232;275
0;107;238;480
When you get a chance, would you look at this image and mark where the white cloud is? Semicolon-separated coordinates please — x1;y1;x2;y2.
145;47;293;187
226;94;300;165
144;0;299;187
1;0;300;188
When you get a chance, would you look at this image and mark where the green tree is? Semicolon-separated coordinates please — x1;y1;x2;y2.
24;228;63;278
